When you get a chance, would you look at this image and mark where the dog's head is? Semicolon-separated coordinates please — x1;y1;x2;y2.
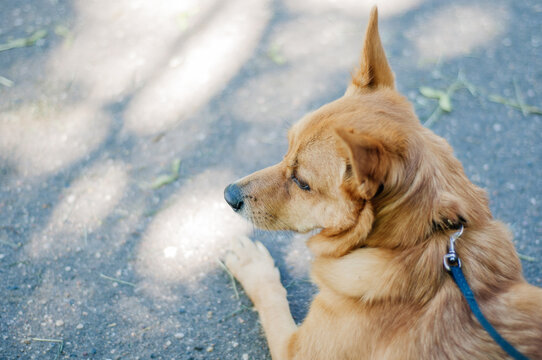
225;8;490;257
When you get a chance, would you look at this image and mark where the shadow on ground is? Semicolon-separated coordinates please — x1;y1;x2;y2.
1;0;541;359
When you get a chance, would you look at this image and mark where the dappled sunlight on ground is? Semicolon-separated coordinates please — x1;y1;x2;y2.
2;0;541;358
284;0;425;17
229;16;362;126
0;102;110;176
27;161;128;258
409;3;507;61
48;0;211;103
135;169;250;291
124;0;271;135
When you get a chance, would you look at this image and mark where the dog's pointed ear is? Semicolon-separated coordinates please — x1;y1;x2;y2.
349;6;395;91
335;128;388;199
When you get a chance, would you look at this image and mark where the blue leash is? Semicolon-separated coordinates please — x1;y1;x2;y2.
443;226;529;360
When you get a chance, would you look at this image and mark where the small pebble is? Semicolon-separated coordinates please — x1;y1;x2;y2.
206;346;214;352
76;323;84;330
242;354;249;360
55;320;64;327
174;333;185;339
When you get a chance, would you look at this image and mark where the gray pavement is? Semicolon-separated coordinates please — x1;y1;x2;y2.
0;0;541;359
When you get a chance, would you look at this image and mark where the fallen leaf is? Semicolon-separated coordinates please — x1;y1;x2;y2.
419;86;445;99
438;94;452;112
0;75;13;87
150;158;181;189
0;30;48;52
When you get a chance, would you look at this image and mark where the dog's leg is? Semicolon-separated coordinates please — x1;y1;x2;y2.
225;236;297;360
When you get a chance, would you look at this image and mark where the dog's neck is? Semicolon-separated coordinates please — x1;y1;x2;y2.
368;129;492;249
310;131;523;305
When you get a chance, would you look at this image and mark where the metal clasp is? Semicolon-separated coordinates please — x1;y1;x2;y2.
443;225;464;271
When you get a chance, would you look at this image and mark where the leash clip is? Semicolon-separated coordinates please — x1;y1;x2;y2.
443;225;464;271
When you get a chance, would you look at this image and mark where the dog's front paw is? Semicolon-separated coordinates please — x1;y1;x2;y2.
224;236;281;298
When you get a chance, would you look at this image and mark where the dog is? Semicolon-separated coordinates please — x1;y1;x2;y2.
223;7;542;360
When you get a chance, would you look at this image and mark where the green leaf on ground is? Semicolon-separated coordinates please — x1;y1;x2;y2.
518;253;537;262
0;75;14;87
54;25;70;38
29;338;63;360
0;30;48;52
0;237;21;249
513;79;529;117
419;86;445;99
54;25;73;46
419;86;452;112
176;10;198;32
100;273;136;287
438;94;452;112
151;158;181;189
267;43;286;65
488;95;542;115
217;259;239;300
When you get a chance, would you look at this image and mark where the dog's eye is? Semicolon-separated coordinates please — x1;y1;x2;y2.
291;173;310;191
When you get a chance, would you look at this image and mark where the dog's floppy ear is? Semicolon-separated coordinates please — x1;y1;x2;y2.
349;6;395;90
335;127;388;199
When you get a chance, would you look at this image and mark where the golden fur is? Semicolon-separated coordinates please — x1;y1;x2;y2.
225;7;542;359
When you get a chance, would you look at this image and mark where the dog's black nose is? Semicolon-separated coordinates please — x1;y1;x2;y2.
224;183;244;212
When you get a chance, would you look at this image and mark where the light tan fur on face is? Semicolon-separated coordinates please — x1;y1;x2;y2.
225;7;542;360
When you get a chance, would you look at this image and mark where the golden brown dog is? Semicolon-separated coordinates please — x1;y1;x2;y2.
224;7;542;360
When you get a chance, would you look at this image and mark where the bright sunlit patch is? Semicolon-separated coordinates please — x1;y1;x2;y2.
409;4;506;60
228;16;362;132
163;246;178;258
123;0;271;135
135;169;250;290
48;0;213;103
284;0;425;17
27;161;128;258
0;103;110;176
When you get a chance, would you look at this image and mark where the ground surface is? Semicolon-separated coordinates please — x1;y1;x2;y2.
0;0;541;359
